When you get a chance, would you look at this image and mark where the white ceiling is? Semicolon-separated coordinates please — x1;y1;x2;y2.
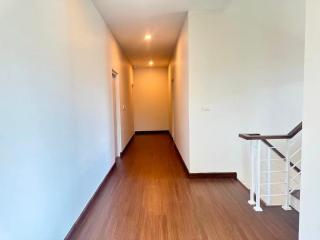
92;0;230;67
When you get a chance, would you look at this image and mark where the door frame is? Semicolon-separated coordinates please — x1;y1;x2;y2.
112;69;121;157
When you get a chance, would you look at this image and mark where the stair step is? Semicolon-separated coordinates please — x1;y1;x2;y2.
291;190;300;200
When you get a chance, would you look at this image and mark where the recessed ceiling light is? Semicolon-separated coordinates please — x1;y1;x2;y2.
144;34;152;41
148;60;154;66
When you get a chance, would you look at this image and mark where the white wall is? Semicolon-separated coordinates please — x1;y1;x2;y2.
300;0;320;238
0;0;133;239
186;0;305;179
168;65;174;136
133;67;169;131
170;18;190;169
109;42;135;154
119;60;134;152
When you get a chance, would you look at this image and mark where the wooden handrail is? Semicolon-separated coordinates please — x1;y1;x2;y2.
239;134;290;140
239;122;302;140
238;122;302;173
287;122;303;138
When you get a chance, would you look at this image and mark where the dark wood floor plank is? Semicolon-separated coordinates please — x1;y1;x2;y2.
66;133;299;240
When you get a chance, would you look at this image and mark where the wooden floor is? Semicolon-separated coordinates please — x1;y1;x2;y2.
67;133;299;240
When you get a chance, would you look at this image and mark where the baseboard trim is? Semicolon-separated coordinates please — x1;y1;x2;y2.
120;134;134;158
173;143;190;176
237;178;249;191
189;172;237;179
135;130;170;135
65;161;117;240
172;141;237;179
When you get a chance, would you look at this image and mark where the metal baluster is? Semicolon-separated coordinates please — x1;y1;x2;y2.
282;139;292;211
254;140;263;212
248;141;256;205
266;147;271;205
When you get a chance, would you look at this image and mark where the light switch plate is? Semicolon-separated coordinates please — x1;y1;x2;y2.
201;104;213;111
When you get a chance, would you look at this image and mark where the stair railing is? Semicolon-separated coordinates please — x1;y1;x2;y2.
239;122;302;212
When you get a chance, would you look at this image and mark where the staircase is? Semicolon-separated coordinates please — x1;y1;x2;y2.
239;122;302;212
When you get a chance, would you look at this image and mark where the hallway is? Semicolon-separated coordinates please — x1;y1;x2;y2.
67;133;299;240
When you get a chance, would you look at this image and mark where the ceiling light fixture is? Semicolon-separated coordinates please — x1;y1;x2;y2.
148;60;154;66
144;34;152;41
